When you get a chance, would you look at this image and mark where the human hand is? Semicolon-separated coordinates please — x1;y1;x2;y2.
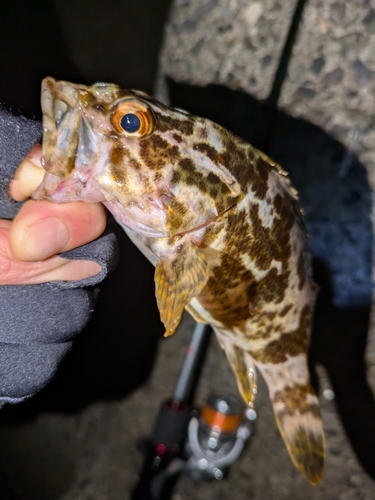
2;144;106;285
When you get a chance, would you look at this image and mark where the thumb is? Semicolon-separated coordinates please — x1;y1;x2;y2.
9;200;106;262
0;219;101;285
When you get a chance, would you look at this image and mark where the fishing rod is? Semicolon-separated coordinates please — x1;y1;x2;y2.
130;324;255;500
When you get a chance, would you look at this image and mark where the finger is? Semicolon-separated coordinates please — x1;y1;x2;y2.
9;144;45;201
0;220;101;284
9;199;107;262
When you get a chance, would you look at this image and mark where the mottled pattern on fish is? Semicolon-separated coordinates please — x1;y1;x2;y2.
35;77;325;484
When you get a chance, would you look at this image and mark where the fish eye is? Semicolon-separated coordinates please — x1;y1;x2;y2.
111;99;154;138
120;113;141;133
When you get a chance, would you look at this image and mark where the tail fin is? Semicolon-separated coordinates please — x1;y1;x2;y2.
255;356;325;485
272;384;325;484
214;331;324;484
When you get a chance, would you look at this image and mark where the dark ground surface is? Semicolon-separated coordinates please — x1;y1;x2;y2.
0;0;374;498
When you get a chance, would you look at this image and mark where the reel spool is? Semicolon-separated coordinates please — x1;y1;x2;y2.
185;394;256;482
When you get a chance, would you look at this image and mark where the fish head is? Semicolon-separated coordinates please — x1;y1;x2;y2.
36;77;243;237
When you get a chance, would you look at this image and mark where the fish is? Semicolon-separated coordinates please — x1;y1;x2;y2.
34;77;325;484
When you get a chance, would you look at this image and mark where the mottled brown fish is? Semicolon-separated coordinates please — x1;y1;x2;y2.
34;77;325;484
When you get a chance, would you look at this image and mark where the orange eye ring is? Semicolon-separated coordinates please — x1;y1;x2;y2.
111;99;154;138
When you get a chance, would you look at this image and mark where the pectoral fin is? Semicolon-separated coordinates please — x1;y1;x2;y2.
155;241;209;337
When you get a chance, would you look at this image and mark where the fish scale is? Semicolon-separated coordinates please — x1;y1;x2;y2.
34;77;325;484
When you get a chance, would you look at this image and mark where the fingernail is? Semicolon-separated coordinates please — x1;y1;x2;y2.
24;218;69;260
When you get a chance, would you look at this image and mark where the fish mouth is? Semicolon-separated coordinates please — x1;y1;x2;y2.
76;116;97;167
41;78;99;178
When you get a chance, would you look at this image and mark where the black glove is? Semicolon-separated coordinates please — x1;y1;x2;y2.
0;105;119;404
